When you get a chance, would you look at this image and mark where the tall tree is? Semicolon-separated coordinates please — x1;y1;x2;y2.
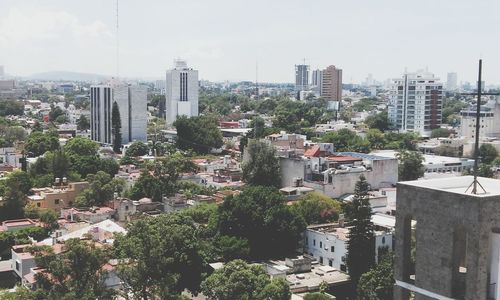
357;253;394;300
479;144;498;164
174;115;223;154
345;175;375;286
200;259;291;300
76;115;90;131
217;186;305;259
396;150;425;181
290;192;341;225
26;239;115;300
114;213;205;300
111;101;122;153
242;140;281;188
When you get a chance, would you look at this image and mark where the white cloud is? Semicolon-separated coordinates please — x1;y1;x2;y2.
0;7;112;47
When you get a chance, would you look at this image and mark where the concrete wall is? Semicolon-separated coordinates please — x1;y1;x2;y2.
394;182;500;300
280;157;306;187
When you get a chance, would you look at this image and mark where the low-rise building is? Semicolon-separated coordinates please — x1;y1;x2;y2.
303;219;393;271
27;181;89;212
111;197;162;222
61;207;115;224
0;219;37;232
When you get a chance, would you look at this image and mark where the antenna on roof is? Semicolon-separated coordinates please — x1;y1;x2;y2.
464;59;500;194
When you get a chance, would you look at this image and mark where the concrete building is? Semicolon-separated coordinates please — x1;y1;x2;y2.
295;64;310;94
280;150;398;198
90;83;147;144
304;220;393;271
460;98;500;140
0;65;4;78
321;65;343;109
27;182;89;212
394;176;500;299
311;69;323;95
166;60;199;124
388;70;443;137
447;72;458;91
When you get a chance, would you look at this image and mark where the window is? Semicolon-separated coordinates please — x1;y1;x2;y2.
331;246;335;252
382;237;386;244
329;260;333;267
313;239;316;246
54;199;60;205
319;256;323;264
320;241;322;248
36;203;41;207
15;261;20;271
125;205;129;211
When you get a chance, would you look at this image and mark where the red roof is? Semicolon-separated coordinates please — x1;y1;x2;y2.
304;145;321;157
326;155;363;162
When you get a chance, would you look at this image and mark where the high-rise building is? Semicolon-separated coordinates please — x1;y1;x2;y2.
295;64;310;92
321;65;342;104
90;83;147;145
0;66;4;78
388;70;443;136
446;72;458;91
311;69;323;95
166;60;199;125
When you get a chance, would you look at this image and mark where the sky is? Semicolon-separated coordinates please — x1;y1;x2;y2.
1;0;500;84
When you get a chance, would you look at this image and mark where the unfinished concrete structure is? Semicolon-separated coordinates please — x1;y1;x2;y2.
394;176;500;299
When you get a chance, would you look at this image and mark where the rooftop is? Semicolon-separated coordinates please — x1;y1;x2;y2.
399;176;500;197
337;151;395;161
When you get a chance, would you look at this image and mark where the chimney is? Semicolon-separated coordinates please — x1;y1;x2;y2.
339;214;345;228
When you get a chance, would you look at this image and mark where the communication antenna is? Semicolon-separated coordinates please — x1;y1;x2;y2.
464;59;500;194
255;61;259;99
116;0;120;78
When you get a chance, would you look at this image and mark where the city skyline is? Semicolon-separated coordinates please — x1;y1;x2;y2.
1;0;500;84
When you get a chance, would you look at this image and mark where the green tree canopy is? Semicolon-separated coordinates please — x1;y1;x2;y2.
76;115;90;131
127;153;196;201
396;150;425;181
291;192;342;225
64;137;99;157
200;259;291;300
25;131;60;157
431;128;451;138
479;144;498;164
114;213;205;300
321;128;371;153
365;111;389;132
242;140;281;188
174;115;223;154
125;141;149;157
25;239;115;300
357;254;394;300
217;186;305;259
75;171;125;207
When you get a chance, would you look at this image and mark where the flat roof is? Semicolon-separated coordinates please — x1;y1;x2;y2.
399;176;500;197
337;151;395;161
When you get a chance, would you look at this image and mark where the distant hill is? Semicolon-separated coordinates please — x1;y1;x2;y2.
27;71;110;82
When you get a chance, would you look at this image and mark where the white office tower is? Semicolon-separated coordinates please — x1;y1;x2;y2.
90;83;147;145
388;70;443;137
166;60;199;125
446;72;458;91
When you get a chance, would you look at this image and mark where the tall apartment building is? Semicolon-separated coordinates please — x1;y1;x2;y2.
0;66;4;78
166;60;199;125
321;65;342;109
460;98;500;139
447;72;458;91
388;70;443;136
295;64;310;92
90;83;147;145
